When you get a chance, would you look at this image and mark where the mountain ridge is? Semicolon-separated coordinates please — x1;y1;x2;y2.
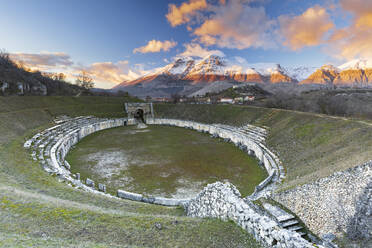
113;56;372;97
113;55;303;97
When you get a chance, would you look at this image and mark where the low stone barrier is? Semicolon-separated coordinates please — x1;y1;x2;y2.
185;182;325;248
117;190;188;206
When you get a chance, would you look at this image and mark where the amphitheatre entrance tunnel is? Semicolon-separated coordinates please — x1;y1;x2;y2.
124;102;154;124
134;108;145;123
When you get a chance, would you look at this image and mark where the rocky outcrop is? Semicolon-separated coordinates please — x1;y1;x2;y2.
301;62;372;86
300;65;339;85
333;69;371;85
269;72;296;83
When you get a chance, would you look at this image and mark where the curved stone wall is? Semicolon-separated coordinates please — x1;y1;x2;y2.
24;116;325;247
25;117;284;205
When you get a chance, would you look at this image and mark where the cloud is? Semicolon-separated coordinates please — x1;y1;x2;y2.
279;5;334;50
169;0;275;49
234;56;247;64
75;60;152;88
133;40;177;53
8;51;150;89
76;61;132;83
328;0;372;60
9;51;73;71
178;42;225;58
166;0;208;27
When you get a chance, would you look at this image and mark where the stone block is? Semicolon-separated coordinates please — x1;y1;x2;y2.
86;178;94;188
98;183;106;192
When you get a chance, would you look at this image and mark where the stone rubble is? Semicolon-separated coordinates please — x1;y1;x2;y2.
185;182;325;248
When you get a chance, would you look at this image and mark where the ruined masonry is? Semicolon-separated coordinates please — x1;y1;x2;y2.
24;113;327;248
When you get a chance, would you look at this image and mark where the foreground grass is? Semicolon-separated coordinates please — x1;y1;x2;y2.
0;97;262;247
66;125;265;198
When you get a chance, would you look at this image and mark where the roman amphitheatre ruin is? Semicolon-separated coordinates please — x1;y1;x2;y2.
16;101;370;248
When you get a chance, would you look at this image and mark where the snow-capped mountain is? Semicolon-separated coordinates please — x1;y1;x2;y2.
338;59;372;70
300;59;372;86
113;55;303;97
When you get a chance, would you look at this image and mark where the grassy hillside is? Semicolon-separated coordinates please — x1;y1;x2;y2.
0;96;261;247
154;104;372;190
0;53;84;96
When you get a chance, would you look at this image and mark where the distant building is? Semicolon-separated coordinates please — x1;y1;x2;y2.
244;96;255;101
234;97;243;103
153;97;171;102
220;98;234;104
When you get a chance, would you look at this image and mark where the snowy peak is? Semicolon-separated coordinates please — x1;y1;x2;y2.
301;60;372;85
338;59;372;70
113;56;302;96
321;64;339;72
188;55;227;75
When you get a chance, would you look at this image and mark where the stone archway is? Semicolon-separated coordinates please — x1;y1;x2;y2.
134;108;145;123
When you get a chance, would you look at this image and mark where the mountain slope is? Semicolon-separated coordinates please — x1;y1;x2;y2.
0;53;82;96
300;59;372;86
113;56;298;97
300;65;339;85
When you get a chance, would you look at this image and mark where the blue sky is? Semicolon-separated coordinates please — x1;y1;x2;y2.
2;0;371;88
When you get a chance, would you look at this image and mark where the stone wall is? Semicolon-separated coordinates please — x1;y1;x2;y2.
273;161;372;239
186;182;325;248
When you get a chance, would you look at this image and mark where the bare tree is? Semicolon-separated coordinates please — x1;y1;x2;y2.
170;93;181;104
75;71;94;89
53;73;66;81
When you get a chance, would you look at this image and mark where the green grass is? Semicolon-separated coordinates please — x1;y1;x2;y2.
66;125;266;198
0;96;263;247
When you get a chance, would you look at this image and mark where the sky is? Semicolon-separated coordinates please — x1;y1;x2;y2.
1;0;372;88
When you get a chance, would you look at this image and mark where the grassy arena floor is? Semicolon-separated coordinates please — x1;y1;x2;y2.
66;125;266;198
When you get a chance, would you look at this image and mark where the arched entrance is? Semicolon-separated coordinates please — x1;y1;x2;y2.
134;108;145;123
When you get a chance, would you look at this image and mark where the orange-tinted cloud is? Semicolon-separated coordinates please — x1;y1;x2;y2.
166;0;208;27
329;0;372;59
9;52;73;71
74;61;152;88
133;40;177;53
193;0;275;49
77;61;132;83
178;42;225;58
279;5;334;50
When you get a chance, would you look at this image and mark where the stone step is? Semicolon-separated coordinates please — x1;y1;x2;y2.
281;220;299;228
298;231;307;237
287;225;303;232
277;215;295;223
